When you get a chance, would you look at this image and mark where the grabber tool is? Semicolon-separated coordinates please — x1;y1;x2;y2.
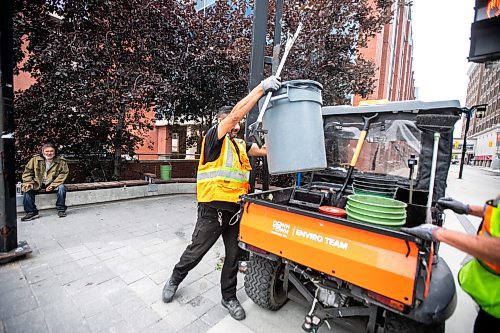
334;113;379;205
248;22;303;147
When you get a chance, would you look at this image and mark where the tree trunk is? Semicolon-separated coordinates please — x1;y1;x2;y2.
113;110;126;180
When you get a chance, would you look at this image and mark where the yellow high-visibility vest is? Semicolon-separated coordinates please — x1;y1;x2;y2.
197;134;252;203
458;196;500;318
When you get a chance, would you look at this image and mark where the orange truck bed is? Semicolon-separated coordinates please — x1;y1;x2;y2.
239;193;429;306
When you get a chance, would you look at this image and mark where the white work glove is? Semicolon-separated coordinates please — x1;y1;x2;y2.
400;224;442;241
260;76;281;93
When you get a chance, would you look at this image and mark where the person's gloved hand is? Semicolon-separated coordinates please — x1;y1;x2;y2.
400;224;442;241
260;76;281;93
437;197;470;215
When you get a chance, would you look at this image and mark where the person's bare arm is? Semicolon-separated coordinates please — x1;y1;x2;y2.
217;85;265;140
468;204;484;218
434;228;500;266
248;143;267;157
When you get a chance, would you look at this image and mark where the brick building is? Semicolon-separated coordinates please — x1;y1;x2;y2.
464;63;500;168
353;1;416;106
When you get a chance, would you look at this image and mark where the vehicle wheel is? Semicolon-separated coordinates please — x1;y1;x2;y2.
244;254;288;310
384;313;444;333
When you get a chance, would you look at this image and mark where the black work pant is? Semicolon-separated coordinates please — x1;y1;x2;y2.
474;308;500;333
171;204;240;301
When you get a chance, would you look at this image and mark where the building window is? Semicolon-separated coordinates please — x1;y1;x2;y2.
172;133;179;153
195;0;216;12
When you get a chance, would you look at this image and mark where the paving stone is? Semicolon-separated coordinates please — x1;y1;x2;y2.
139;318;177;333
53;261;80;275
0;269;28;297
22;265;54;284
181;318;212;333
200;304;230;327
31;281;69;306
74;296;112;318
3;308;49;333
115;246;144;261
107;262;134;276
177;277;216;304
86;268;117;286
98;320;135;333
0;286;38;320
96;250;119;261
136;261;162;276
86;307;123;333
124;306;162;332
76;255;101;268
202;286;222;304
128;277;157;296
119;269;146;285
42;298;91;333
150;300;177;318
148;268;169;285
186;295;217;317
105;288;139;306
161;304;198;331
57;266;87;285
94;277;128;297
69;249;95;261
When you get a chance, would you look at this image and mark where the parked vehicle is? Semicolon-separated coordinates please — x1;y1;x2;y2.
238;100;461;333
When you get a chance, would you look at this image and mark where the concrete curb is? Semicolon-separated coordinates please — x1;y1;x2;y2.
16;182;196;213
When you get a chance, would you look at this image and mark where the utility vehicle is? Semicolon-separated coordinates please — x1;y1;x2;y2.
238;100;461;333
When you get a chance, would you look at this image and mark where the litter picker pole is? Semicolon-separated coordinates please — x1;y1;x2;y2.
248;22;303;146
256;22;302;125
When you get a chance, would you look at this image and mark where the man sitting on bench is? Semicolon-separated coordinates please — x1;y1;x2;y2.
21;142;69;220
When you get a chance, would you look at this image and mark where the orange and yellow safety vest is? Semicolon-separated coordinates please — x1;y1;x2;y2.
459;196;500;318
196;135;252;203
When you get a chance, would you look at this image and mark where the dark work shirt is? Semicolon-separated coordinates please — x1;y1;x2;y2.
201;124;252;213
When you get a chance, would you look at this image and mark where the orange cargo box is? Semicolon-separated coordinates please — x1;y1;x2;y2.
239;200;427;306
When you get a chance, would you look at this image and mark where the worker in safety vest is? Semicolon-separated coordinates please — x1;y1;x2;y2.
401;196;500;332
161;76;281;321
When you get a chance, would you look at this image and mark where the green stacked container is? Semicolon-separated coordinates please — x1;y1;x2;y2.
346;195;407;226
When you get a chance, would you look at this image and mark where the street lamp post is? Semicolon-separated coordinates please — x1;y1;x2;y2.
458;104;487;179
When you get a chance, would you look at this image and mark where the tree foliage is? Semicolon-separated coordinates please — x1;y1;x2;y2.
14;0;187;179
13;0;391;180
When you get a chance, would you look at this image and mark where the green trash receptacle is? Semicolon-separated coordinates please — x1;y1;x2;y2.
160;164;172;180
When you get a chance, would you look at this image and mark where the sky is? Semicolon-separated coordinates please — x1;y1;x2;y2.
412;0;475;105
411;0;475;136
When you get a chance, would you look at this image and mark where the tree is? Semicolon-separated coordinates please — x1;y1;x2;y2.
13;0;391;181
156;1;254;155
14;0;187;179
165;0;391;153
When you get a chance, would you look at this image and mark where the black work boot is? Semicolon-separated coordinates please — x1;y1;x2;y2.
221;298;246;320
162;278;178;303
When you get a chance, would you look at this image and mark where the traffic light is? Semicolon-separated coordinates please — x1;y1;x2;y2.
468;0;500;63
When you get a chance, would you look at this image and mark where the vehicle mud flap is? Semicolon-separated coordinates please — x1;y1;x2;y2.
406;256;457;324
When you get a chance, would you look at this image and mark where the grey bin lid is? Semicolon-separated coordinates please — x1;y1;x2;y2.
322;100;461;116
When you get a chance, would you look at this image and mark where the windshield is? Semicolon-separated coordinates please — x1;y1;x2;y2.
324;118;421;178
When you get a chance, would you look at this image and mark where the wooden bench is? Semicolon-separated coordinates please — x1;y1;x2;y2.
27;178;197;195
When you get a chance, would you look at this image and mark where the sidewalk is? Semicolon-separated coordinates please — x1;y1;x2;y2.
1;194;239;333
2;164;496;332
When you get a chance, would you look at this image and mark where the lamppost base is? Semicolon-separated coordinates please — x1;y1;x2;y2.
0;240;32;264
